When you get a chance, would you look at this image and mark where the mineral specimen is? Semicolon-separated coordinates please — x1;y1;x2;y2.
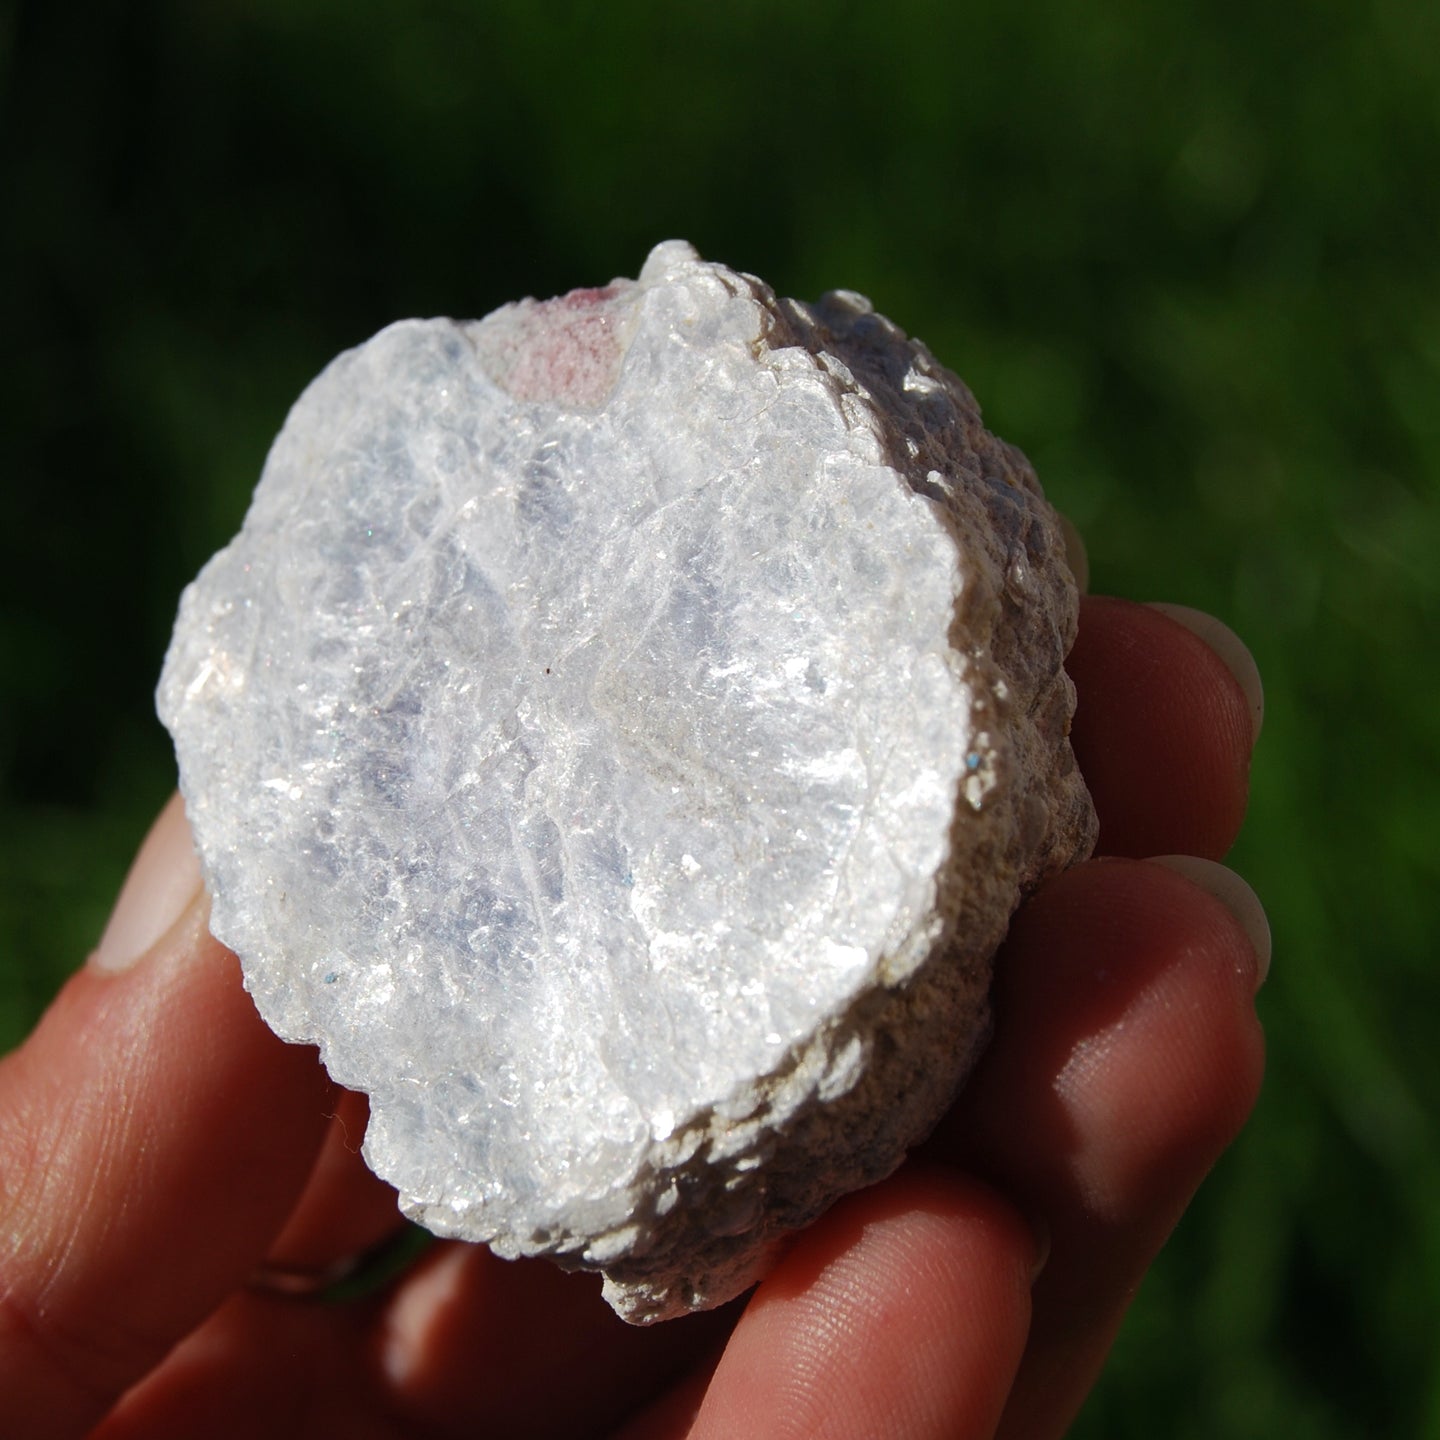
158;241;1096;1322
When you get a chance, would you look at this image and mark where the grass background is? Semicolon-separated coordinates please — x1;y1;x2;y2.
2;1;1437;1433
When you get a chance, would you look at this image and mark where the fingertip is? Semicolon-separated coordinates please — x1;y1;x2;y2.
1145;603;1264;744
373;1243;734;1437
959;857;1266;1223
1069;597;1255;859
1146;855;1272;989
91;793;203;974
260;1090;408;1287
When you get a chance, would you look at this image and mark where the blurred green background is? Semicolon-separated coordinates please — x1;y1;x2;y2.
2;1;1436;1433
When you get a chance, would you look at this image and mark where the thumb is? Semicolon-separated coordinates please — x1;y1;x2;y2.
0;795;334;1438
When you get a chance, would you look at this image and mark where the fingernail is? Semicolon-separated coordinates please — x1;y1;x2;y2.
1146;855;1272;989
1146;603;1264;742
379;1243;470;1387
91;793;205;973
1057;512;1089;594
1028;1213;1052;1283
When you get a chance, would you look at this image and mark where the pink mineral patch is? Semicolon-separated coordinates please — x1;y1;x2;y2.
480;282;635;409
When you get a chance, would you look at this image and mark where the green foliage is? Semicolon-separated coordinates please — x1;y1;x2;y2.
3;1;1437;1431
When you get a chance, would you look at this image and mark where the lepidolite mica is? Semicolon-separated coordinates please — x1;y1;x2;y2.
159;242;1096;1322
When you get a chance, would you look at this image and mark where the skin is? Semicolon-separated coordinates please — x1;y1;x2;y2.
0;594;1266;1439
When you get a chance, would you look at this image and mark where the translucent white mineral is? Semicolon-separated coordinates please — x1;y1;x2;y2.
158;241;1096;1322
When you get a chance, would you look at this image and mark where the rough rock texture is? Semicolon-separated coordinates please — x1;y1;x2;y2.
158;241;1096;1322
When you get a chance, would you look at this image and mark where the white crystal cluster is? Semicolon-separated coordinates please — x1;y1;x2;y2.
159;242;1095;1321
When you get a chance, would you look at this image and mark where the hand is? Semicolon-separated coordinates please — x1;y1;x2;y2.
0;594;1266;1440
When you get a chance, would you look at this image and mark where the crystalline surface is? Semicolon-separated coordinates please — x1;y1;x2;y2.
158;242;1096;1321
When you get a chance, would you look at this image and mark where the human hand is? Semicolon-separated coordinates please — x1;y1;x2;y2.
0;592;1266;1439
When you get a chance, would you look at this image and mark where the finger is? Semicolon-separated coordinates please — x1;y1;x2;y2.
90;1292;392;1440
0;797;335;1438
1068;597;1260;859
373;1244;736;1439
686;1169;1038;1440
258;1089;408;1287
609;1359;721;1440
930;858;1266;1439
